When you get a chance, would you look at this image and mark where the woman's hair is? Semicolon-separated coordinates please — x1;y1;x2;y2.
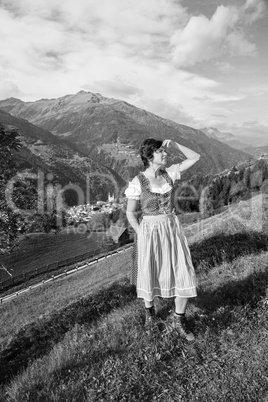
140;138;163;168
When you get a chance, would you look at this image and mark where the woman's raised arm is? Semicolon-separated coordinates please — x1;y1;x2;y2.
163;139;200;172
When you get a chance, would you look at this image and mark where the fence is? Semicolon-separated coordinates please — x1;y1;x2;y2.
0;242;134;303
0;247;102;291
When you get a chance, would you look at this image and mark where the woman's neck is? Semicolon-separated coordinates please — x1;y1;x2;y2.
145;164;163;178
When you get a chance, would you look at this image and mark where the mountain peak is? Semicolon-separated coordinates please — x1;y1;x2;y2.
0;96;23;104
62;90;107;105
202;127;221;135
201;127;257;155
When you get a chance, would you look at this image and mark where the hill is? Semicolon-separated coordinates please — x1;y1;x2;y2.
0;194;267;401
0;91;251;182
0;231;104;283
173;154;268;216
0;109;125;204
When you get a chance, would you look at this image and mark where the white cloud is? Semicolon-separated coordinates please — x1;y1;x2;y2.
170;6;238;66
193;93;245;103
0;0;187;60
242;0;267;24
193;95;214;102
0;0;188;98
0;80;21;99
225;32;256;56
136;97;195;127
232;120;268;146
170;0;265;67
0;0;267;144
86;78;143;99
215;62;234;73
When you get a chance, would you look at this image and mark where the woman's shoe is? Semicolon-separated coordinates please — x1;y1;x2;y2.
144;306;156;330
168;312;195;341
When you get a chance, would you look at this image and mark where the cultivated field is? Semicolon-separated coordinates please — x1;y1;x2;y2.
0;193;268;401
0;231;106;282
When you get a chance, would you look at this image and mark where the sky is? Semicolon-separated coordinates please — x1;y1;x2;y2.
0;0;267;146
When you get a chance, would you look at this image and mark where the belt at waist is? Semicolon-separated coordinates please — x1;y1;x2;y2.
142;213;175;221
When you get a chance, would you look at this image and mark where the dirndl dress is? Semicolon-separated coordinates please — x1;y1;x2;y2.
125;166;197;301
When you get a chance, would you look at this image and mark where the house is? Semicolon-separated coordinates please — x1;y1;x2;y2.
106;225;131;245
34;139;45;145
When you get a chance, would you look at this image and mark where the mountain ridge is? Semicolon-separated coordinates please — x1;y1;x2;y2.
0;91;252;183
200;126;261;156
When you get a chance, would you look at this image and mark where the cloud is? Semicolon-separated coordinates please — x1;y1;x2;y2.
137;97;195;127
242;0;267;24
225;32;256;56
233;120;268;146
0;0;267;145
211;113;227;119
215;62;234;72
85;78;143;99
0;0;187;61
0;0;263;90
170;6;237;66
193;95;214;102
0;80;22;99
0;0;189;99
0;7;73;72
193;93;245;103
170;1;265;67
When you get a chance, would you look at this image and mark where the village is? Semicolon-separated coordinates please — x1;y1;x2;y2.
66;192;126;226
64;192;132;246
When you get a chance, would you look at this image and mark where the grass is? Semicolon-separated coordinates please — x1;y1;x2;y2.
0;231;105;282
0;194;268;401
0;251;131;351
1;250;267;402
184;193;268;243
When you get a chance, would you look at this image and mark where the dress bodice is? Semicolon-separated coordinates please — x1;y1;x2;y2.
137;171;174;216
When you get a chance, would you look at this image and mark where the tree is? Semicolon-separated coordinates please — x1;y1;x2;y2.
0;125;70;253
0;124;22;252
199;185;214;218
243;167;251;189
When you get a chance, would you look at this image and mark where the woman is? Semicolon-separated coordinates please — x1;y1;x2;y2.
125;138;200;341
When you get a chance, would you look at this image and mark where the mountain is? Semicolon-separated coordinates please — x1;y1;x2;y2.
200;127;259;156
251;145;268;156
0;109;124;204
0;91;251;182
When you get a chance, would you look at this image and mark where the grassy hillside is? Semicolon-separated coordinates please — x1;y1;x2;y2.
184;193;268;243
0;195;268;401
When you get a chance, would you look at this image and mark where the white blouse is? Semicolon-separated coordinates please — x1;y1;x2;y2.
125;164;181;200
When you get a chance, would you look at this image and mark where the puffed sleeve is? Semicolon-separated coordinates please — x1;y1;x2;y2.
124;176;141;200
166;164;181;183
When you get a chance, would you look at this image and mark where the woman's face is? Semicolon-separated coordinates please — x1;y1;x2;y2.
151;146;168;166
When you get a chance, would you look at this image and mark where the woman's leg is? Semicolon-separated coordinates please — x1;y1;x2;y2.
143;299;156;329
173;297;194;341
175;297;188;314
144;299;154;308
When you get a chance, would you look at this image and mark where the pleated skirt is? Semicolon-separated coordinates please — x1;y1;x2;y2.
136;214;197;301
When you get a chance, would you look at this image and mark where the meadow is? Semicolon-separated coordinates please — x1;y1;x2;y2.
0;194;268;401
